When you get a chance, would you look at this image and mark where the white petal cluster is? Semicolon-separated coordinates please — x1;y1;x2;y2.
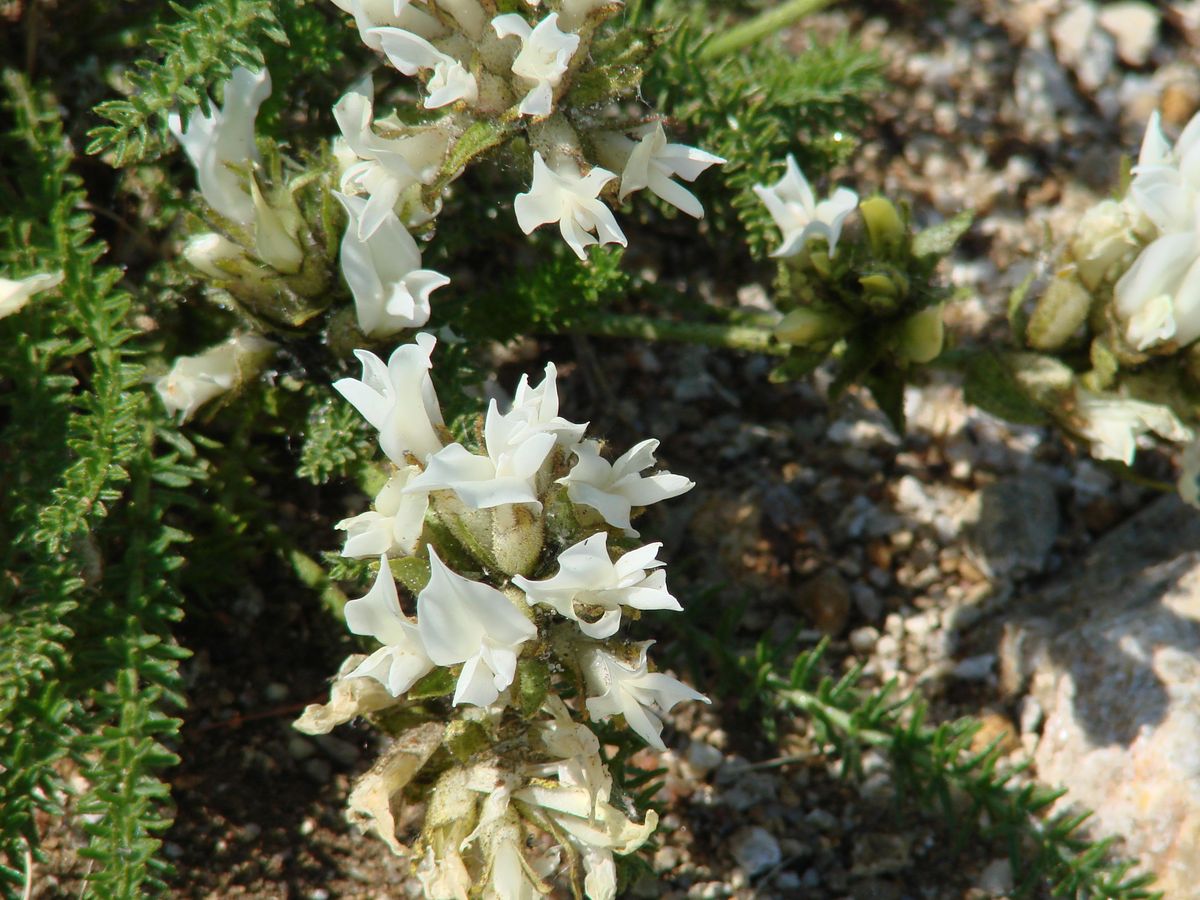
0;270;63;319
492;12;580;117
336;466;429;558
329;0;446;49
418;547;537;706
335;191;449;336
333;334;446;465
514;533;679;639
560;438;694;536
597;123;725;219
373;27;478;109
334;76;449;240
344;557;436;695
155;333;275;422
515;152;626;260
584;642;709;750
1115;111;1200;352
169;67;271;224
1073;387;1194;466
754;154;859;258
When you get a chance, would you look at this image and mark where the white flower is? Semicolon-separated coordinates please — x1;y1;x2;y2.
753;154;858;258
336;466;430;558
343;556;436;696
372;27;478;109
514;533;680;639
169;67;271;224
155;333;275;422
599;123;724;219
1073;388;1193;465
1069;198;1147;291
504;361;588;448
0;271;63;319
1113;216;1200;351
491;12;579;117
329;0;445;48
335;191;450;336
559;439;693;537
583;643;708;750
416;546;537;707
334;76;449;239
514;152;625;260
333;334;446;465
1129;110;1200;234
404;401;557;509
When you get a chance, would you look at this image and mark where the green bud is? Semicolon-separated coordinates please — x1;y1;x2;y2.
491;503;545;577
774;307;846;346
897;305;945;364
443;720;493;763
251;178;304;274
859;196;906;257
1026;270;1093;350
859;273;899;298
514;657;551;717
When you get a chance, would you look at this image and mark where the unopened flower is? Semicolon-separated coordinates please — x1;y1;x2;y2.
597;123;724;219
514;152;625;260
514;533;680;639
1113;218;1200;351
1069;199;1147;291
491;12;579;117
333;335;446;464
343;556;436;696
250;178;304;273
559;439;693;536
405;401;558;509
753;154;858;258
583;643;708;750
155;333;275;422
169;67;271;224
334;76;449;239
416;546;537;707
372;27;478;108
1073;387;1193;465
337;466;430;558
0;270;63;319
182;232;246;280
335;191;450;336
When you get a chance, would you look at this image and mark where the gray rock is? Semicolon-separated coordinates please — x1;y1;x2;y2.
1002;497;1200;896
962;474;1060;578
730;827;782;878
977;858;1014;895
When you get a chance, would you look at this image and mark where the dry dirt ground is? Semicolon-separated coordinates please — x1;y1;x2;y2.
32;0;1200;896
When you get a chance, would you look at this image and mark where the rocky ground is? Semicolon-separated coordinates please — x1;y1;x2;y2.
31;0;1200;897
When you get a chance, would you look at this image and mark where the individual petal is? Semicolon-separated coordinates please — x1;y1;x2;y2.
0;270;64;319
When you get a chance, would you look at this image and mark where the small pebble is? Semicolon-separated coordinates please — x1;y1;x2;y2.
730;826;782;877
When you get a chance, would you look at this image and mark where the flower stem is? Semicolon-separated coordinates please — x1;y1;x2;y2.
571;313;789;356
699;0;839;61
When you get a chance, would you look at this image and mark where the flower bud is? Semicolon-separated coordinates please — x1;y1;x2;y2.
774;306;846;346
897;305;945;364
859;195;906;257
155;333;275;422
1069;199;1147;291
491;502;545;576
251;179;304;274
183;232;246;280
1026;270;1093;350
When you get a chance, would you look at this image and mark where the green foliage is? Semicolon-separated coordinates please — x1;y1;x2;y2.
732;637;1159;899
638;1;883;256
87;0;287;166
1;73;196;895
297;388;374;485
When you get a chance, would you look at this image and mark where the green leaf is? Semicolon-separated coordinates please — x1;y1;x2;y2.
389;557;432;596
963;351;1049;425
408;667;456;701
912;210;973;259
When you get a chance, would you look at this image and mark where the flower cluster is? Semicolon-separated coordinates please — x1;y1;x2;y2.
297;334;705;897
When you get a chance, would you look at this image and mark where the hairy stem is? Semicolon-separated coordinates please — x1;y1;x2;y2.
699;0;839;61
571;313;789;356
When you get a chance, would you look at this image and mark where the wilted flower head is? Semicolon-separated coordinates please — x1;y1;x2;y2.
0;270;63;319
514;152;626;260
169;67;271;224
155;333;275;422
753;154;858;258
1072;387;1193;465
